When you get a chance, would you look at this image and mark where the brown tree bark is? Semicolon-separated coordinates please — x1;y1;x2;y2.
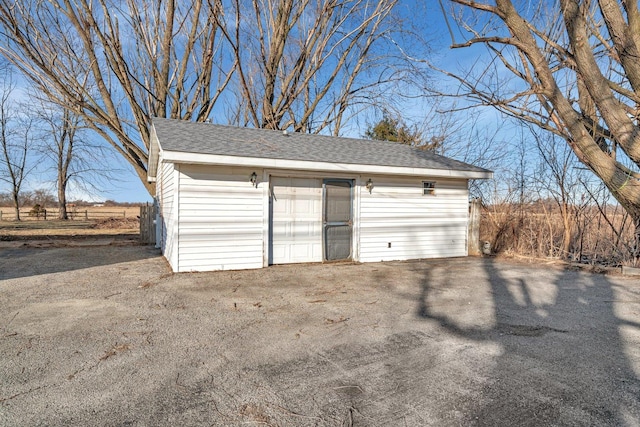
0;0;231;196
218;0;408;134
444;0;640;263
0;71;30;221
0;0;419;196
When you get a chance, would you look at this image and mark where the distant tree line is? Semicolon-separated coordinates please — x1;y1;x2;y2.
0;190;142;208
0;190;55;209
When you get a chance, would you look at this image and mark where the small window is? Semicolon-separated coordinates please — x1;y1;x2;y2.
423;181;436;196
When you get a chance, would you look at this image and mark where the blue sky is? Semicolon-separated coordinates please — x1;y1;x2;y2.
6;0;506;203
24;153;149;203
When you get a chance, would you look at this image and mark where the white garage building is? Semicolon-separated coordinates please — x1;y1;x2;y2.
147;118;492;272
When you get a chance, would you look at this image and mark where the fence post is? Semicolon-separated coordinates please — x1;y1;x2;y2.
468;199;481;256
123;210;126;218
85;210;88;220
0;210;2;221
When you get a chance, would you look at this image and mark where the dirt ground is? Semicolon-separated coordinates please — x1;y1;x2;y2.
0;217;139;240
1;245;640;426
0;217;140;251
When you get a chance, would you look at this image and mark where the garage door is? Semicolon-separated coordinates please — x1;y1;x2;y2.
270;177;323;264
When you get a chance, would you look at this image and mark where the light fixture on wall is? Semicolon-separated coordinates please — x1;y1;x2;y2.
365;178;373;194
250;172;258;188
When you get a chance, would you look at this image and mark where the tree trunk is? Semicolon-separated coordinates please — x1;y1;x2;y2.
631;213;640;267
12;190;20;221
57;177;68;220
560;203;572;258
447;0;640;265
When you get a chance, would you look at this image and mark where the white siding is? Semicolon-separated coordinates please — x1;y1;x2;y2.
157;159;179;270
177;165;264;272
157;161;472;272
359;176;469;262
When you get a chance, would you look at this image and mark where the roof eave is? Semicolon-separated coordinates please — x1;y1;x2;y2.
160;150;493;180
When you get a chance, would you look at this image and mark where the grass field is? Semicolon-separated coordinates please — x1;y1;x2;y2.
0;206;141;239
0;205;141;221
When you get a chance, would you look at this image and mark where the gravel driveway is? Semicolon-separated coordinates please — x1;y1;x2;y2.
1;245;639;426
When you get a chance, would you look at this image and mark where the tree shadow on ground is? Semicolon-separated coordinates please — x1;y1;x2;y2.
0;244;162;280
416;258;640;425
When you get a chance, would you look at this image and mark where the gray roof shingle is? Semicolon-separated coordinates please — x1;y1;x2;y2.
152;118;491;174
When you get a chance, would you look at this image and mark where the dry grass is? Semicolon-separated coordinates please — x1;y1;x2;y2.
480;203;635;266
0;207;140;239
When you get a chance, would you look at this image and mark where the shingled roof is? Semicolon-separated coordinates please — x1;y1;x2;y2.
149;118;492;179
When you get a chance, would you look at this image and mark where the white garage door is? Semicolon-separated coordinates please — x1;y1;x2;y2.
270;177;323;264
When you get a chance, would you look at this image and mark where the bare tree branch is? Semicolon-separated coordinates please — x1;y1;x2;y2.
0;0;231;194
441;0;640;261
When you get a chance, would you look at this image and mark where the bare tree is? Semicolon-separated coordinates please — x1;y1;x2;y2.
438;0;640;263
34;99;87;219
31;188;56;206
0;71;33;220
531;129;584;257
363;100;506;199
0;0;425;195
217;0;421;134
52;108;75;219
0;0;232;194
